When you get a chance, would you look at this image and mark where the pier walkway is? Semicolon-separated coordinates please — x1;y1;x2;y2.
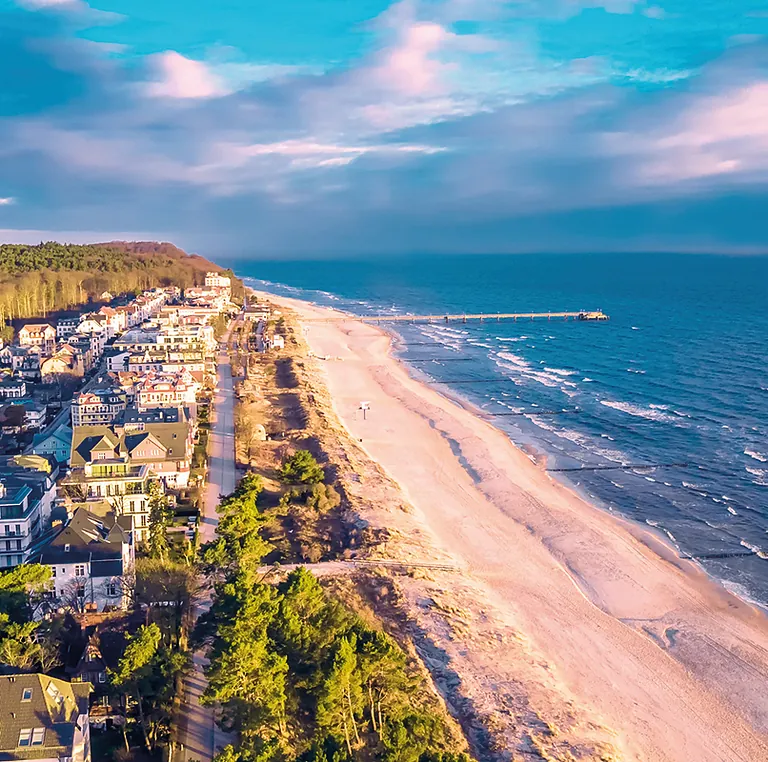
307;310;609;323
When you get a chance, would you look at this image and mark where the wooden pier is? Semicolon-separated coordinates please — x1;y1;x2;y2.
309;310;609;324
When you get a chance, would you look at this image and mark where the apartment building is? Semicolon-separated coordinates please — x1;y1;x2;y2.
71;386;127;427
0;460;56;568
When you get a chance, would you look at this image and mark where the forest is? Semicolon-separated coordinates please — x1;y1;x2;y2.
0;241;243;331
196;473;469;762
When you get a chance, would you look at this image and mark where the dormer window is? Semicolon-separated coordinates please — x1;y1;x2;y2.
22;688;32;701
64;544;71;552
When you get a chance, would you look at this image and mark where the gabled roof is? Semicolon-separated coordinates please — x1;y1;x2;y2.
36;507;127;566
0;674;91;760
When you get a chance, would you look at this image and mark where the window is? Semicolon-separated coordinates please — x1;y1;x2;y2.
76;585;85;599
64;544;71;552
51;566;57;577
17;729;32;747
22;688;32;701
31;728;44;746
74;564;86;577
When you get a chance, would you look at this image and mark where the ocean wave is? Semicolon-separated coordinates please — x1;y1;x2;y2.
727;506;738;515
740;540;768;559
582;377;594;382
745;448;768;463
599;399;680;423
545;367;577;376
626;368;646;374
746;467;768;486
496;336;527;342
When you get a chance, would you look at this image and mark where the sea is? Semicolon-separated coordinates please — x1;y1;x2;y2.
225;252;768;606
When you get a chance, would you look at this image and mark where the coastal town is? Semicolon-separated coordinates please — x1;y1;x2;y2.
0;270;283;761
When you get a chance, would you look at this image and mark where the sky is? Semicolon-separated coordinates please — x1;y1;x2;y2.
1;0;767;256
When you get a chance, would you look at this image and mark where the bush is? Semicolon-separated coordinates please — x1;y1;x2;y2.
279;450;324;485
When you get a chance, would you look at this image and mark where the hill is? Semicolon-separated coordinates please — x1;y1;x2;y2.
0;241;242;336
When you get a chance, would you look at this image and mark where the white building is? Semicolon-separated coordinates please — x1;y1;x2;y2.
205;271;232;293
35;506;134;614
71;386;127;427
0;375;26;399
0;460;56;568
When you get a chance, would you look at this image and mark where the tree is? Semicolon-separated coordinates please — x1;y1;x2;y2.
316;636;364;756
147;480;173;561
111;623;162;753
279;451;324;485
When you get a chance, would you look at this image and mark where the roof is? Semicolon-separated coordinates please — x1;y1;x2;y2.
32;424;72;449
35;507;127;567
0;674;90;761
0;376;25;388
70;414;191;468
19;324;54;333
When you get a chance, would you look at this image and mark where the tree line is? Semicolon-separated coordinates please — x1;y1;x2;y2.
0;241;243;327
196;473;469;762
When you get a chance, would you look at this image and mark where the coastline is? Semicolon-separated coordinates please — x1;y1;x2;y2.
252;288;768;761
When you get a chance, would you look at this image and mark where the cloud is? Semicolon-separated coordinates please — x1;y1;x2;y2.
2;0;768;254
145;51;228;99
0;198;16;206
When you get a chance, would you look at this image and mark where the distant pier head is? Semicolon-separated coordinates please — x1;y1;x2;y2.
307;310;609;324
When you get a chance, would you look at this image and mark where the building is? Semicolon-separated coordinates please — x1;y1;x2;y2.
40;345;86;383
68;406;195;492
205;271;232;293
31;423;73;465
135;370;199;413
0;375;26;399
61;458;153;542
56;315;82;339
112;328;159;353
0;459;57;567
105;351;130;373
18;323;56;355
156;324;216;356
0;674;92;762
34;507;134;613
71;386;127;427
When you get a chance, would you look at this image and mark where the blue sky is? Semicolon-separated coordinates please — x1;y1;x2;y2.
1;0;767;255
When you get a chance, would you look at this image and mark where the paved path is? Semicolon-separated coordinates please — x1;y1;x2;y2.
177;335;236;762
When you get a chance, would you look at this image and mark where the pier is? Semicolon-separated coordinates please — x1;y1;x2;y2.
309;310;609;324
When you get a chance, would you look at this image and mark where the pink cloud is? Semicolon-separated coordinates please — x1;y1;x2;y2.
606;81;768;184
146;52;227;100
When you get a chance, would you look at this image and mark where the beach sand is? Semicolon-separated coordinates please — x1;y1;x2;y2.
262;292;768;761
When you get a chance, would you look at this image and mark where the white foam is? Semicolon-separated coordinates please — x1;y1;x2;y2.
727;506;738;516
600;399;679;423
740;540;768;559
582;377;594;382
745;449;768;463
626;368;646;374
545;367;577;376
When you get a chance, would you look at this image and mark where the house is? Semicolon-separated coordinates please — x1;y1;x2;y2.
0;674;92;762
100;290;113;301
135;370;199;414
0;375;26;399
63;336;94;372
67;405;195;492
17;399;47;431
76;315;109;357
71;386;127;427
34;506;134;613
40;345;86;383
31;423;73;465
0;459;57;567
97;306;124;337
56;315;82;339
18;323;56;355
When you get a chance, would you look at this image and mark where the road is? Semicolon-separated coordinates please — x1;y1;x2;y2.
177;336;236;762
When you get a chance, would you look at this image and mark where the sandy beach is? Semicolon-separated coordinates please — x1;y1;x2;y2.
260;291;768;761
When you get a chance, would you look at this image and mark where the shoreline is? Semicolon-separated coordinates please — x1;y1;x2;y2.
252;287;768;761
258;289;755;608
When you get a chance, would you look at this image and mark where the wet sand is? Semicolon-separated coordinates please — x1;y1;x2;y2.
264;292;768;761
